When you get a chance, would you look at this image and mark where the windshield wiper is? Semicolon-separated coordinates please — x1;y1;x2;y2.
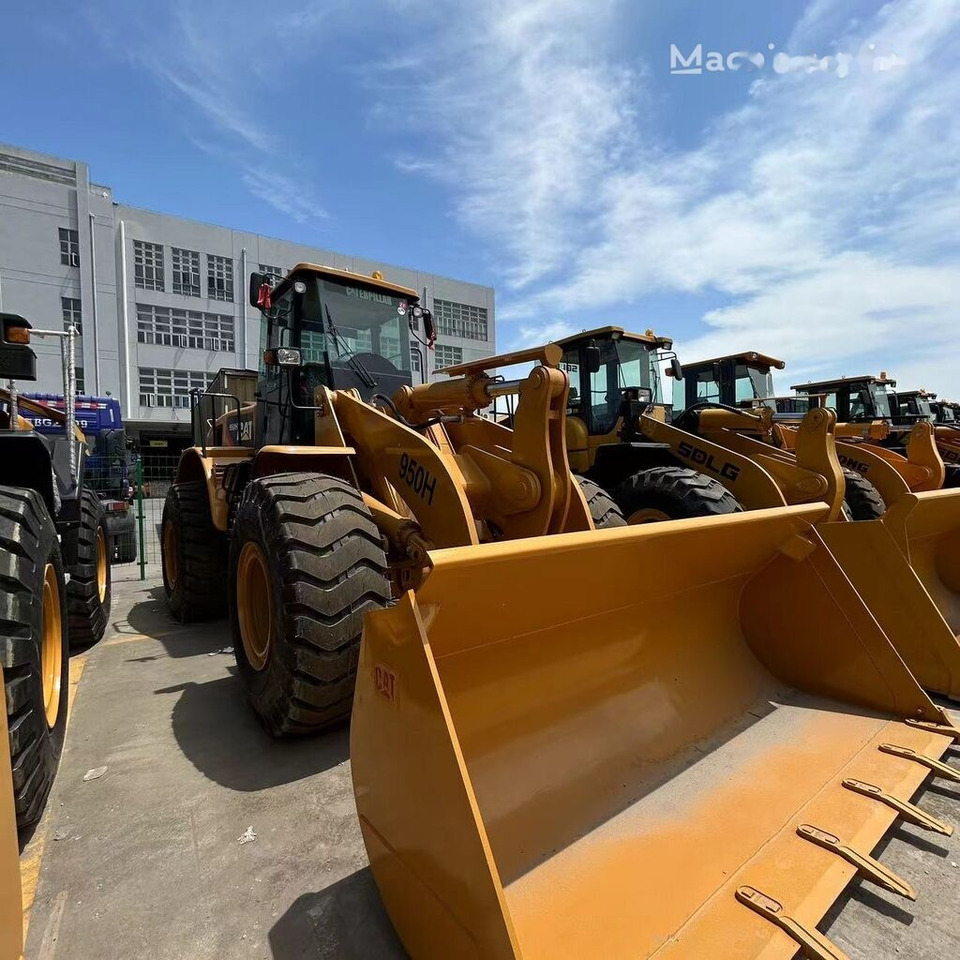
325;305;377;389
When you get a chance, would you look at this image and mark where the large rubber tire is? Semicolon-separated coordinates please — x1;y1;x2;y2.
65;489;111;649
617;466;742;522
842;469;886;521
229;473;391;737
161;482;227;622
943;465;960;489
109;511;138;565
575;476;626;528
0;486;69;829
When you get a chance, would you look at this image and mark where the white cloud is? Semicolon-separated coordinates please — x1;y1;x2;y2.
387;0;960;392
241;169;328;224
88;0;334;226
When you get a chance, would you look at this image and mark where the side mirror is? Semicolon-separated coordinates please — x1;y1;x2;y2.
249;271;267;308
585;345;602;374
422;308;435;344
670;357;683;381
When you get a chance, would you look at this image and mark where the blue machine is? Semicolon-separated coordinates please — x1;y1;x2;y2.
22;393;137;562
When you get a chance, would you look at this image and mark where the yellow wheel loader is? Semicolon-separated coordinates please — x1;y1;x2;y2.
893;387;960;485
671;352;960;703
159;279;960;958
527;330;960;704
789;374;957;492
161;264;625;735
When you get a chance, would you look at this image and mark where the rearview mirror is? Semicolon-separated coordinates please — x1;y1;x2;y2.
670;357;683;381
249;271;267;308
422;308;435;344
585;345;602;374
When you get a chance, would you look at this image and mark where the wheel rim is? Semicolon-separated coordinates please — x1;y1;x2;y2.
164;523;178;591
627;507;672;524
41;563;63;729
96;527;108;603
237;541;273;672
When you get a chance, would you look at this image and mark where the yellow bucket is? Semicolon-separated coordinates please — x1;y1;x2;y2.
352;505;955;959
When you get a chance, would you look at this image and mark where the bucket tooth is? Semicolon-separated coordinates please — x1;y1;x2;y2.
735;886;850;960
878;743;960;782
796;824;917;900
842;778;954;835
904;717;960;741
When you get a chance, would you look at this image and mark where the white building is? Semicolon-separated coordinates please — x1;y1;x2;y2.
0;143;495;459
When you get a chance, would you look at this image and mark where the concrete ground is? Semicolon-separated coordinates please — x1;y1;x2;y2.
20;573;960;959
23;575;406;960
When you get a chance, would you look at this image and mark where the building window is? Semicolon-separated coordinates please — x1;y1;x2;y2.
258;264;284;279
133;240;165;291
207;254;234;301
433;299;489;341
59;228;80;267
61;297;82;335
434;344;463;368
136;304;235;351
171;247;201;297
410;344;422;374
138;367;214;409
75;367;85;394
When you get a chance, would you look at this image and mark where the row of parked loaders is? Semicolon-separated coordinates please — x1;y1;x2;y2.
7;261;960;959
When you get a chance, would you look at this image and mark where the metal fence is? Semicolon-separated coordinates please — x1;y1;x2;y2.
130;454;180;577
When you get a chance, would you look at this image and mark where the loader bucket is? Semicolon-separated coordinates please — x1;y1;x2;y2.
351;506;955;960
816;489;960;700
0;670;24;960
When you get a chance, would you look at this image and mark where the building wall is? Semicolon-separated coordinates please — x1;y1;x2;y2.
0;143;495;443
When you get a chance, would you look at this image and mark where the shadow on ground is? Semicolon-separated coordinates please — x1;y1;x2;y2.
269;868;407;959
117;585;231;658
157;672;351;790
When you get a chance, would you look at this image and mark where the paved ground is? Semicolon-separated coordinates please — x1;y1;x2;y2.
23;575;406;960
20;573;960;959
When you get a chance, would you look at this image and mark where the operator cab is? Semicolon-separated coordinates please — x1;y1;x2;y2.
555;327;678;436
894;388;937;424
793;374;899;423
666;352;784;413
931;399;957;424
245;264;433;446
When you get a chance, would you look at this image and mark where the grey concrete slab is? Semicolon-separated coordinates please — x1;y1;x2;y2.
23;575;960;959
24;576;406;960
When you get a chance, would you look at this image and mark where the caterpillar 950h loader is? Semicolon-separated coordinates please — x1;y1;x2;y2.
162;264;626;734
162;272;960;959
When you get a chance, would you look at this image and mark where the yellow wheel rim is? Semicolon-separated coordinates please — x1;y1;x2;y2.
164;523;178;591
96;527;108;604
41;563;63;729
627;507;672;524
237;541;273;672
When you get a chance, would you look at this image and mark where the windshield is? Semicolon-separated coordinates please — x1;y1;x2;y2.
736;365;775;405
613;339;661;403
299;277;411;372
871;384;894;418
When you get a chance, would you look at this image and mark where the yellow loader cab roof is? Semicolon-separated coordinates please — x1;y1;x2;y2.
666;351;785;378
792;374;897;392
274;262;420;302
553;326;674;350
898;388;937;399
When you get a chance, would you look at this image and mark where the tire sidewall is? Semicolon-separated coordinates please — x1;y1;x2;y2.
161;486;184;615
228;481;289;701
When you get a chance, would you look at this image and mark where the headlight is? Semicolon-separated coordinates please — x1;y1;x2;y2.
276;347;302;367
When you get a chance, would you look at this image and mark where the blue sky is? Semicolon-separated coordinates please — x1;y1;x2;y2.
6;0;960;392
